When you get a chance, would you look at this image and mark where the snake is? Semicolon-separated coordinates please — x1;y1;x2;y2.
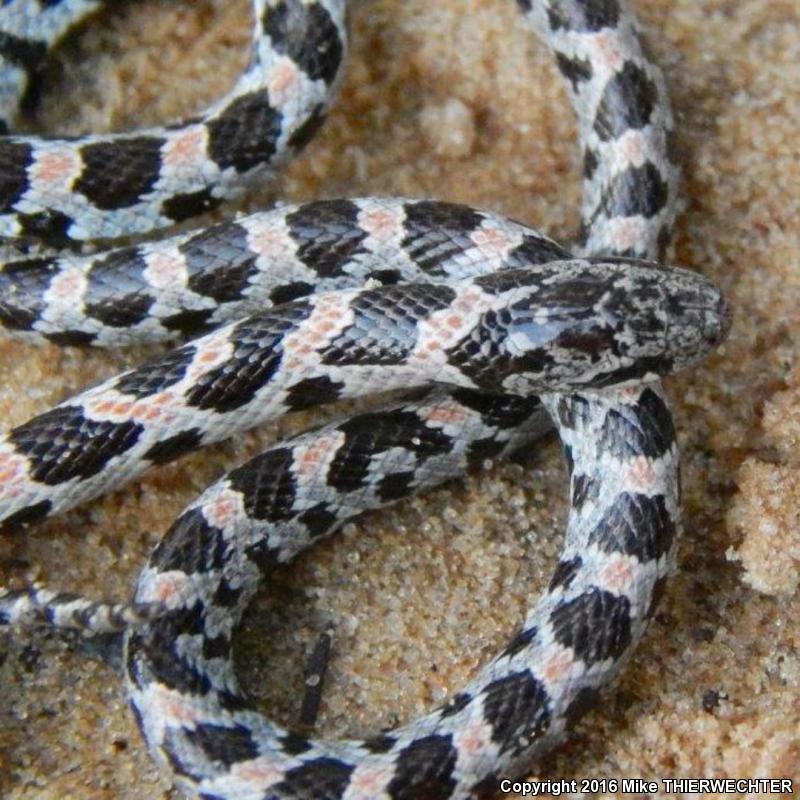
0;1;731;798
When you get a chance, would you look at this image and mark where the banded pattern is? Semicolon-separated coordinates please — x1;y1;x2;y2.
0;0;347;242
0;199;571;346
518;0;680;261
0;0;730;799
0;257;725;530
126;384;682;800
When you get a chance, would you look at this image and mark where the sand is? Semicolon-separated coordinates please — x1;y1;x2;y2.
1;0;799;797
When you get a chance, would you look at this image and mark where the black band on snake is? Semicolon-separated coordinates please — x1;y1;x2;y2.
0;1;730;798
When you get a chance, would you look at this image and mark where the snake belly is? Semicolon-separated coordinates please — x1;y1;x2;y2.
0;1;730;799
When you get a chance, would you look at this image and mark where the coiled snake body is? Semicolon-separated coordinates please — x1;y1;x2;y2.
0;1;729;798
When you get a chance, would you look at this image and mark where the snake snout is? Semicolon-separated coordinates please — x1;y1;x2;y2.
662;270;731;371
705;290;732;347
690;280;731;352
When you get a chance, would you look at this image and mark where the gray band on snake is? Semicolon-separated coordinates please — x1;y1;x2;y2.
0;1;730;798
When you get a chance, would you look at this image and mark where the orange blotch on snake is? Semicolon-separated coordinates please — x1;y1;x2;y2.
471;226;513;256
625;456;659;492
594;30;625;72
267;58;303;106
204;497;237;529
90;399;134;417
246;220;291;258
158;689;202;726
426;404;468;426
348;763;398;796
231;758;286;787
453;718;492;757
31;149;81;188
152;571;189;603
359;205;403;239
293;433;344;480
539;647;575;684
199;348;224;363
147;250;187;287
600;555;635;593
161;125;207;171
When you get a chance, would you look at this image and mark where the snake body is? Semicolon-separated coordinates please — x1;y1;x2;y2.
0;1;730;798
0;0;346;242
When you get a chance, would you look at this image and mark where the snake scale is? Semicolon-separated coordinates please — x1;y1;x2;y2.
0;1;730;798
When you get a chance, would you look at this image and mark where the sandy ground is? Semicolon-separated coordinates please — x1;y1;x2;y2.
1;0;799;798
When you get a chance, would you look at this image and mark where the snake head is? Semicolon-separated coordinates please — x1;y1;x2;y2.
657;265;731;370
446;260;730;395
